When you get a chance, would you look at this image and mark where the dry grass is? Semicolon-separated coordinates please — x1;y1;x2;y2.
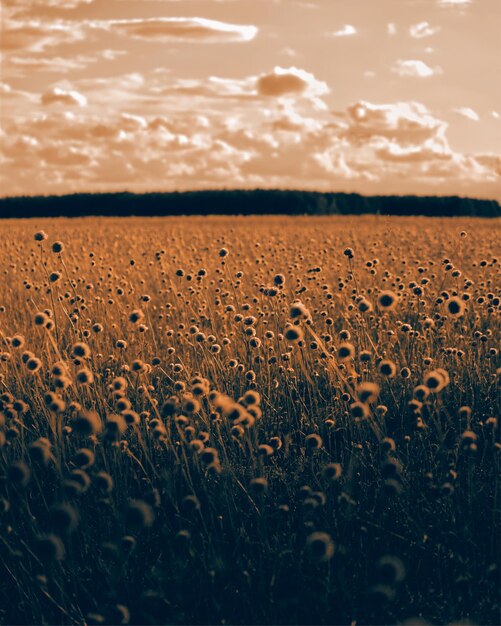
0;215;499;625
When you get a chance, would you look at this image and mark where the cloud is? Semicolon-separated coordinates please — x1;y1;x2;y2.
328;24;357;37
409;22;441;39
5;50;126;76
391;59;442;78
438;0;471;5
89;17;258;43
256;67;329;99
2;19;86;52
0;87;498;199
41;87;87;106
387;23;397;35
453;107;480;121
4;0;94;18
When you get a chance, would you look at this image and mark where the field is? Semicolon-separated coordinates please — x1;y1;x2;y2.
0;215;499;626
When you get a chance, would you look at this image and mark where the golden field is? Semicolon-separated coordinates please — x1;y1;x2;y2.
0;215;499;625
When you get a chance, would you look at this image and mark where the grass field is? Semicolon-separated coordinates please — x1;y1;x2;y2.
0;215;499;625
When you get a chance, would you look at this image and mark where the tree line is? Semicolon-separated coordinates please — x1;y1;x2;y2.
0;190;499;218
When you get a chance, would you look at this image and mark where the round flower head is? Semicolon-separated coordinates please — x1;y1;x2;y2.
72;342;91;359
446;296;466;318
34;230;48;242
376;555;406;584
34;311;49;327
350;401;369;419
322;462;342;481
249;477;268;494
284;326;304;343
126;500;155;529
11;335;25;349
36;534;65;562
377;290;398;311
378;359;397;378
26;357;42;373
424;369;448;393
338;342;355;361
129;309;145;324
49;503;79;535
289;301;310;320
76;368;94;385
305;433;323;449
305;531;335;562
356;382;380;403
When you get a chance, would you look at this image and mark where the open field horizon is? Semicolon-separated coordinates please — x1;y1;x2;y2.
0;215;499;625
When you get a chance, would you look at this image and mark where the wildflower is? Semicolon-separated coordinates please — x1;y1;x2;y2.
199;447;219;465
284;326;304;343
338;342;355;361
356;382;380;403
424;369;449;393
258;444;274;457
94;471;114;493
74;448;95;469
76;368;94;385
289;301;310;320
10;335;25;349
29;440;52;467
51;241;64;254
446;296;466;317
36;534;65;562
358;298;373;313
49;503;79;535
249;477;268;494
305;433;323;449
26;357;42;373
378;359;397;378
377;290;398;311
34;230;48;242
129;309;145;324
350;401;369;419
72;342;91;359
322;463;342;481
305;531;335;562
7;461;31;487
376;555;406;584
126;500;155;529
70;410;102;436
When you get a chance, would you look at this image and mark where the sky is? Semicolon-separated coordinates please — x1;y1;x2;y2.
1;0;500;199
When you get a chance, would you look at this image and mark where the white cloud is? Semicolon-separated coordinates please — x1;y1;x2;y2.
409;22;441;39
88;17;258;43
490;111;499;119
328;24;357;37
453;107;480;121
387;23;397;35
2;19;86;52
438;0;471;5
41;87;87;106
391;59;442;78
6;50;126;75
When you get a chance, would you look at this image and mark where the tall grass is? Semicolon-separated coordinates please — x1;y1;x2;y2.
0;215;499;625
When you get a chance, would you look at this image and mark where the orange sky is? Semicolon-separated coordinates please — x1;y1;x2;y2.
1;0;500;199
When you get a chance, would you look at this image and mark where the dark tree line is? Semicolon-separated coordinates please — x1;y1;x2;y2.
0;190;499;218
